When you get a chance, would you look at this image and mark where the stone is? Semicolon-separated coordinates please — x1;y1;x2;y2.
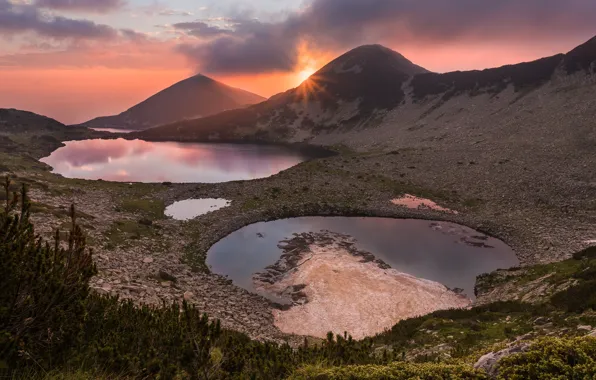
183;291;195;301
159;269;177;282
161;281;172;287
578;325;592;331
474;343;529;378
533;317;548;325
143;257;154;264
139;218;153;226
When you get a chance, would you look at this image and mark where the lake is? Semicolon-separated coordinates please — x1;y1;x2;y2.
40;138;325;183
207;217;518;301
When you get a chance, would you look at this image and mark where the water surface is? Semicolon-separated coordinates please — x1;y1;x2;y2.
40;138;323;183
207;217;518;299
166;199;231;220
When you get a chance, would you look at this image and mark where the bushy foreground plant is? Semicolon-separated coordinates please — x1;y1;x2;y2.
498;337;596;379
0;178;96;369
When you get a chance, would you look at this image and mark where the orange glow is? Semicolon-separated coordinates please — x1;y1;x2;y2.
0;68;191;124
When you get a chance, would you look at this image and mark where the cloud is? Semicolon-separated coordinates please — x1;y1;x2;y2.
176;0;596;74
157;9;193;17
0;0;140;40
34;0;125;13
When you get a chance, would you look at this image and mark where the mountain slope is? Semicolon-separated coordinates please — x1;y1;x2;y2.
135;45;429;142
136;36;596;145
81;75;265;131
0;108;101;158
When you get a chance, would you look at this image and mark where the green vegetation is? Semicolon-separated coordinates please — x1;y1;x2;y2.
290;362;486;380
477;246;596;302
498;337;596;379
118;197;165;219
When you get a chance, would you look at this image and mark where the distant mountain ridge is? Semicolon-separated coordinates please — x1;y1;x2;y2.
81;74;265;131
135;36;596;145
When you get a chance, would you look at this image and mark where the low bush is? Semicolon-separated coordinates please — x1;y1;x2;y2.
498;337;596;379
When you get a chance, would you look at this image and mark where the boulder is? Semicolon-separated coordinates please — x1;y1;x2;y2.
474;343;530;378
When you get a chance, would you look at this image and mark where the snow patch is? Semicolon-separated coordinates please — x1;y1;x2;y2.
391;194;458;214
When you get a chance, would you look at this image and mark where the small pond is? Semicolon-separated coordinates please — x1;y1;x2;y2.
166;199;231;220
207;217;518;300
40;138;326;183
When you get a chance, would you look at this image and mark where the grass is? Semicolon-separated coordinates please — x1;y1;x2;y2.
118;198;165;219
104;220;167;251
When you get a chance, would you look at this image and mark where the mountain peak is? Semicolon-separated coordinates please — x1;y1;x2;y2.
315;44;429;78
82;74;265;130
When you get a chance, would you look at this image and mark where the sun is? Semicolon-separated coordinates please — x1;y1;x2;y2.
297;67;316;83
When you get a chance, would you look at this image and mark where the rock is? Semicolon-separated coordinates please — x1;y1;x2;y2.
474;343;530;378
139;218;153;226
161;281;172;287
578;325;592;331
143;257;154;264
159;269;177;282
533;317;548;325
183;291;194;301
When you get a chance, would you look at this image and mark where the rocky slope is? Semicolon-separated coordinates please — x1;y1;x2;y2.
81;74;265;131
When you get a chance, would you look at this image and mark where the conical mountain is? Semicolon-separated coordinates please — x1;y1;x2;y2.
81;74;265;131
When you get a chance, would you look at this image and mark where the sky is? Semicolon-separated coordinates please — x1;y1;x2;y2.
1;0;595;124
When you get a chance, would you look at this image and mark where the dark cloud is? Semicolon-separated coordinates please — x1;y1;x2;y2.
176;0;596;74
0;0;138;40
34;0;125;13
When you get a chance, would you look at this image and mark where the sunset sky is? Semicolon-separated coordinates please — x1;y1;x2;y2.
1;0;595;124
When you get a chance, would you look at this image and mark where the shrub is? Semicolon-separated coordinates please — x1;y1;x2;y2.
0;178;96;370
498;337;596;379
289;362;486;380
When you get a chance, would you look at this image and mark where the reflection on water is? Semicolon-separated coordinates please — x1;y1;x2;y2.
40;138;319;183
166;199;231;221
90;128;136;133
207;217;519;300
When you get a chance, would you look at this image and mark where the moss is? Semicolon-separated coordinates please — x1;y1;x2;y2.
118;198;165;219
104;220;168;252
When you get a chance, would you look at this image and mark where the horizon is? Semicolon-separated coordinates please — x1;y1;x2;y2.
1;0;595;124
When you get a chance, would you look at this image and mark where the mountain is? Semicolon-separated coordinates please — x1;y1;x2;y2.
81;74;266;131
0;108;102;159
135;36;596;146
134;45;429;141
